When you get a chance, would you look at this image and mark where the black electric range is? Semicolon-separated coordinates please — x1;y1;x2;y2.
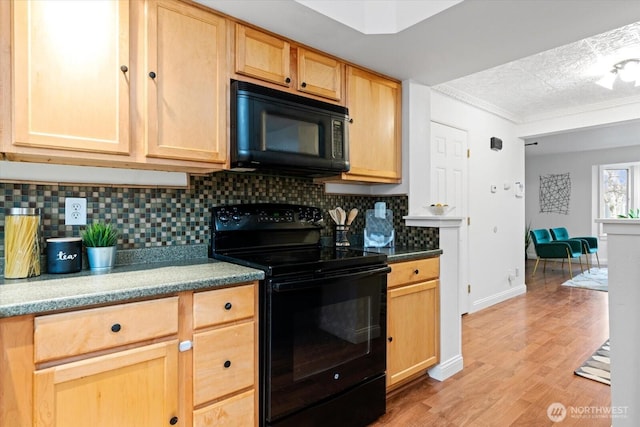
209;203;389;427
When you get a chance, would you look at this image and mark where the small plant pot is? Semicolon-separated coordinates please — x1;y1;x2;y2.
86;246;117;271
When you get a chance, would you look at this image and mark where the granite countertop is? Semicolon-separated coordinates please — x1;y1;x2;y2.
0;245;439;319
0;259;264;318
359;246;442;263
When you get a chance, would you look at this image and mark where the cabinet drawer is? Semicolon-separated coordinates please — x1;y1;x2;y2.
388;257;439;288
193;321;255;405
193;389;255;427
34;297;179;363
193;284;255;329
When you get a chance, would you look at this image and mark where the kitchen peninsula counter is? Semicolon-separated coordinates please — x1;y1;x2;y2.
0;259;264;318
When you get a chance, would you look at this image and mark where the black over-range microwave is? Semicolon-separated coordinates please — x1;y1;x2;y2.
230;80;349;177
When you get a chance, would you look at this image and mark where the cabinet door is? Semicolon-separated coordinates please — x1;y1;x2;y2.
235;24;290;86
387;280;439;388
297;48;342;101
345;66;401;183
11;0;130;155
34;340;179;427
145;0;227;164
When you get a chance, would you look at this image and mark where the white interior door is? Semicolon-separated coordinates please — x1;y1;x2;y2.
430;121;469;315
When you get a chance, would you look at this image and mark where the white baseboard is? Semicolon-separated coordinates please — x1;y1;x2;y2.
427;354;464;381
470;285;527;313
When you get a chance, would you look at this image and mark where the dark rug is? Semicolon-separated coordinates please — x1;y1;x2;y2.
574;339;610;385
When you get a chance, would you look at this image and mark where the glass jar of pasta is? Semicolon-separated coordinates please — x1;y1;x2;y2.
4;208;42;279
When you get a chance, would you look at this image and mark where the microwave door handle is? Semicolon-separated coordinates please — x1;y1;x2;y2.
270;265;390;293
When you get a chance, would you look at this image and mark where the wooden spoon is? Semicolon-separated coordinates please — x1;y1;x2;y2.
328;209;340;224
346;208;358;225
336;207;346;225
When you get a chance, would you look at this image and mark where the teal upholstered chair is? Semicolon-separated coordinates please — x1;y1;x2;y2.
549;227;600;270
530;229;583;277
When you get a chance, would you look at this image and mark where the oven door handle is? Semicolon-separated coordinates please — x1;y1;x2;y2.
270;265;391;292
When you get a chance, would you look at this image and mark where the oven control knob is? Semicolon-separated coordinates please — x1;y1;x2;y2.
231;213;241;222
217;209;229;223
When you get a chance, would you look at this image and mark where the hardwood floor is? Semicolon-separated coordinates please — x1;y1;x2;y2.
373;260;610;426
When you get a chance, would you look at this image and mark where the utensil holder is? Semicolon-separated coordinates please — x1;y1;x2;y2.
335;225;350;247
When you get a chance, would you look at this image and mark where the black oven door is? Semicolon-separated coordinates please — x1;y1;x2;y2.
264;265;388;424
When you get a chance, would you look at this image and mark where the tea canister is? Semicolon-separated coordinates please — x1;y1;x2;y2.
4;208;42;279
46;237;83;274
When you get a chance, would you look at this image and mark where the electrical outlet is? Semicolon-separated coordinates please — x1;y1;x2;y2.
65;198;87;225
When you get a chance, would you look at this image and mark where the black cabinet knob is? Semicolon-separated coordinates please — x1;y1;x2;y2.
111;323;121;333
285;77;291;84
388;337;393;342
149;71;156;79
169;416;178;425
120;65;128;73
348;118;354;124
224;360;231;368
224;302;232;310
414;269;419;275
301;82;307;88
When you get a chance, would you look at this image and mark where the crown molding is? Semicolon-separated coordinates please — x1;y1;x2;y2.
433;84;640;126
523;94;640;123
432;85;523;123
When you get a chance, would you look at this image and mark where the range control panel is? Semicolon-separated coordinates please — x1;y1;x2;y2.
212;203;324;231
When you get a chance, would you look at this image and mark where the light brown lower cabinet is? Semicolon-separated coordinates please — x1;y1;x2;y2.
34;341;179;427
386;258;440;391
0;282;258;427
193;389;255;427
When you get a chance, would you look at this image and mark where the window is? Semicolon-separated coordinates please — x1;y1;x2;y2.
599;162;639;232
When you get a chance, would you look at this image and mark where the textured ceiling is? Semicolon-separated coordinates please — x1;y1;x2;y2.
434;21;640;123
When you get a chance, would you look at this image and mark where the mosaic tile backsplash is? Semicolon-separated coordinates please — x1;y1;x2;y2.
0;171;438;260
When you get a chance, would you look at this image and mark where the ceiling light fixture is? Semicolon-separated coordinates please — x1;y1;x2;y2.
596;59;640;90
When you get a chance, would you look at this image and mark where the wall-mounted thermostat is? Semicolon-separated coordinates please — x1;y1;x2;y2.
490;137;502;151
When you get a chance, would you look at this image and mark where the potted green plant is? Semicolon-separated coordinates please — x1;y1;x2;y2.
82;222;119;271
618;208;640;218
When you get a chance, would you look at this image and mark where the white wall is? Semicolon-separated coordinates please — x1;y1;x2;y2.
431;91;526;313
525;145;640;264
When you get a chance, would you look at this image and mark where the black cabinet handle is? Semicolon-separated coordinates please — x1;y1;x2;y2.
348;118;354;124
388;337;393;342
169;416;178;425
111;323;121;333
224;360;231;368
414;269;419;275
120;65;128;73
285;77;291;84
224;302;232;310
301;82;307;88
149;71;156;79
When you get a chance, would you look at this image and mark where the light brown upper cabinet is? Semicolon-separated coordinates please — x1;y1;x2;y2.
142;0;227;165
235;24;290;87
235;24;343;102
342;66;402;184
1;0;228;172
7;0;131;157
296;48;342;101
